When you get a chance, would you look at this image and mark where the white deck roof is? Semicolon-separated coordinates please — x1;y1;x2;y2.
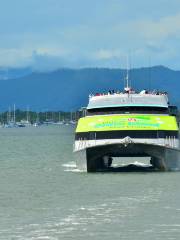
87;93;168;109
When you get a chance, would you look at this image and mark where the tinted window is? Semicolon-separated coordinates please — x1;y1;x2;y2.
87;106;168;115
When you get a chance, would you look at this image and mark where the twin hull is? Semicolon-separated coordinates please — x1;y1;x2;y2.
74;114;180;172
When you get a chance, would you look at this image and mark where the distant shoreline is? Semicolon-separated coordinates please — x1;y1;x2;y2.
0;109;79;124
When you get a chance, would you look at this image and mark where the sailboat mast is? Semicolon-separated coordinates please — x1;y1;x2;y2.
8;106;11;123
70;111;72;121
26;106;29;122
13;104;16;123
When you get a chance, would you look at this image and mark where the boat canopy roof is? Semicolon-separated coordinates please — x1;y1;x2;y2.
87;92;169;110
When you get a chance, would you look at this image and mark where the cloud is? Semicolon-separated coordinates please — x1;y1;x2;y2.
0;48;32;67
0;1;180;69
93;49;123;60
131;13;180;41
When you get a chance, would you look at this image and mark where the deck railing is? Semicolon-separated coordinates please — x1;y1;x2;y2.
74;135;178;152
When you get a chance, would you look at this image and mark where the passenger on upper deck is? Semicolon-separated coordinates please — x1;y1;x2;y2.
140;89;148;94
88;88;168;98
124;87;135;94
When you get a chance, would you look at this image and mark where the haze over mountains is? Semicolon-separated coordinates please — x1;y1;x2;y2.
0;66;179;111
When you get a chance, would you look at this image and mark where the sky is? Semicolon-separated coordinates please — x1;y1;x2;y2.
1;0;180;70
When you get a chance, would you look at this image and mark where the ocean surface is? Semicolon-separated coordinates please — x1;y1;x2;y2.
0;125;180;240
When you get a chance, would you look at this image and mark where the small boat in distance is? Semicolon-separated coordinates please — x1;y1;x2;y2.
74;73;180;172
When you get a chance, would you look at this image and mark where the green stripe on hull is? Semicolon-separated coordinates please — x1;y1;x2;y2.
76;115;178;132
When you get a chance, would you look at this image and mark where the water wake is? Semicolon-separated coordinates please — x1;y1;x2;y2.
62;161;86;172
62;162;76;168
63;159;180;173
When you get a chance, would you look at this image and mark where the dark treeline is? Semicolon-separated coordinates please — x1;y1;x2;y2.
1;109;179;124
0;109;81;124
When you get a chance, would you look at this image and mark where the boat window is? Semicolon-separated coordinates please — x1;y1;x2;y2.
169;106;178;116
87;106;169;115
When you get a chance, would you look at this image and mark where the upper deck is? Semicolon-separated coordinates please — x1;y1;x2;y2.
87;90;169;110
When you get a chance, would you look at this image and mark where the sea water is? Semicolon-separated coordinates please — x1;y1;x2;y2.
0;125;180;240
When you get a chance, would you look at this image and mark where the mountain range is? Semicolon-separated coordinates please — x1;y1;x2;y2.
0;65;179;111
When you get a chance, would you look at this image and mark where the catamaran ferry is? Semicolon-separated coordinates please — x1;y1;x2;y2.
74;80;180;172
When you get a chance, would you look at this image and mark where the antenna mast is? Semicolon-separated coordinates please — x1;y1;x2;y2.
148;57;151;91
124;56;130;91
126;58;129;88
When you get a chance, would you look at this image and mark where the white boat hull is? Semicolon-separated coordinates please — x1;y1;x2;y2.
74;140;180;172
